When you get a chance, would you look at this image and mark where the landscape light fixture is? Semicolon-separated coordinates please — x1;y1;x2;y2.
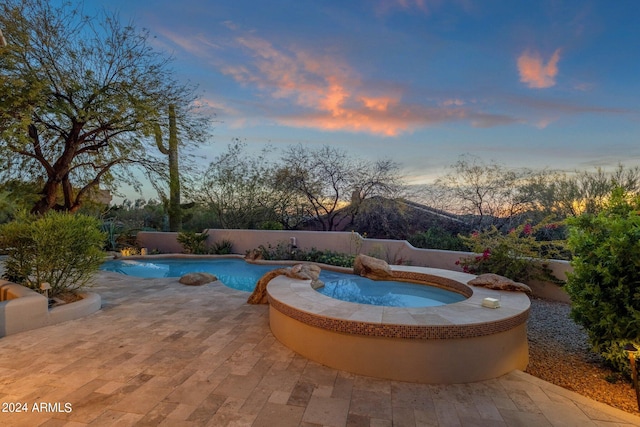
624;343;640;410
39;282;51;299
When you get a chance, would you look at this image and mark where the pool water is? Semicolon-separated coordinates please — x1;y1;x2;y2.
101;258;466;308
316;275;465;307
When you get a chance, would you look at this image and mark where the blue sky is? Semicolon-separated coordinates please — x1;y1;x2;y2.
90;0;639;189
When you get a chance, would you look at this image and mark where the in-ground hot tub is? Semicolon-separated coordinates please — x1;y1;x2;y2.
267;265;530;384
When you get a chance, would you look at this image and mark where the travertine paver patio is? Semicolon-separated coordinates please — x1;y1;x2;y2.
1;271;640;426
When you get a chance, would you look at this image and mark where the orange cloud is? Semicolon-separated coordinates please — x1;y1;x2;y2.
221;36;423;135
360;96;399;112
155;26;525;135
219;34;518;135
517;49;561;89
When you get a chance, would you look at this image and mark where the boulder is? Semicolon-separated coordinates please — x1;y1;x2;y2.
290;263;324;290
179;272;217;286
353;254;394;280
467;273;532;295
245;249;264;261
247;263;323;304
290;263;321;281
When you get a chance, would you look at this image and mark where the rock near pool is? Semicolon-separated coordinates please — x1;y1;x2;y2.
179;272;218;286
247;263;323;304
467;273;532;295
353;254;394;280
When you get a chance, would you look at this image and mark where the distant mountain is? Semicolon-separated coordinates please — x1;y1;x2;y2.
395;199;467;224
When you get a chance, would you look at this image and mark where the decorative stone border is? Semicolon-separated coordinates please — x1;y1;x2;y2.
268;296;529;340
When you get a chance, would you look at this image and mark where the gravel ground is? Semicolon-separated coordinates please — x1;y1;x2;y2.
526;297;640;415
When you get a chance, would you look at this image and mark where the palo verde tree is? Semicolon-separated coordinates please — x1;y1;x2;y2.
0;0;208;214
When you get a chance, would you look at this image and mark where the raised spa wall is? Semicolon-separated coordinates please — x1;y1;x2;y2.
266;265;530;384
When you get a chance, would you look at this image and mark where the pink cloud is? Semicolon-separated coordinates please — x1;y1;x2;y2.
144;28;522;136
360;96;399;112
219;35;520;136
517;49;562;89
222;36;420;135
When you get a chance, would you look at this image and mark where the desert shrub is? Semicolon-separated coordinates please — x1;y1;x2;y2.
0;211;105;297
565;188;640;376
256;242;354;268
100;219;137;252
457;220;566;283
256;241;294;260
177;230;209;254
211;239;233;254
260;220;283;230
408;228;466;251
297;248;355;268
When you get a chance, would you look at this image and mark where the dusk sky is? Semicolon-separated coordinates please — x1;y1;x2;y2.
90;0;640;189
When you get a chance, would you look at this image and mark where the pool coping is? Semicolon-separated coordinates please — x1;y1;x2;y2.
267;265;531;340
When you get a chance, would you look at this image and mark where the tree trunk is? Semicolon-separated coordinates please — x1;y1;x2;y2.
31;180;60;215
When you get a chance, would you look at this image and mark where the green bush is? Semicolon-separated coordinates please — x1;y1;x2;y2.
408;228;466;251
565;188;640;376
256;242;355;268
177;230;209;254
0;211;106;297
257;241;294;260
100;219;137;252
211;239;233;255
457;220;566;284
260;220;283;230
298;248;355;268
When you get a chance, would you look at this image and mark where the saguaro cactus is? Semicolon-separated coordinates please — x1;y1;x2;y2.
155;104;181;231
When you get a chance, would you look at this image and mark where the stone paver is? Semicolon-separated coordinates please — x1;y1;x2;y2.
1;271;639;426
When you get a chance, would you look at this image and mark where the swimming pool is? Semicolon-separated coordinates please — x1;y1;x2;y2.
101;258;465;307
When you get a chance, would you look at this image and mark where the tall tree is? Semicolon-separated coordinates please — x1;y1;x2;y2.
276;145;355;231
435;155;534;230
276;144;403;231
0;0;208;214
519;164;640;219
193;141;282;229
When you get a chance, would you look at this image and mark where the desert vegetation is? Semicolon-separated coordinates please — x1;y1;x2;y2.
0;211;105;297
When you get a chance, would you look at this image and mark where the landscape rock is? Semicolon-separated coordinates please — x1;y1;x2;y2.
467;273;532;294
245;249;264;261
179;272;217;286
289;263;321;281
353;254;394;280
247;263;323;304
